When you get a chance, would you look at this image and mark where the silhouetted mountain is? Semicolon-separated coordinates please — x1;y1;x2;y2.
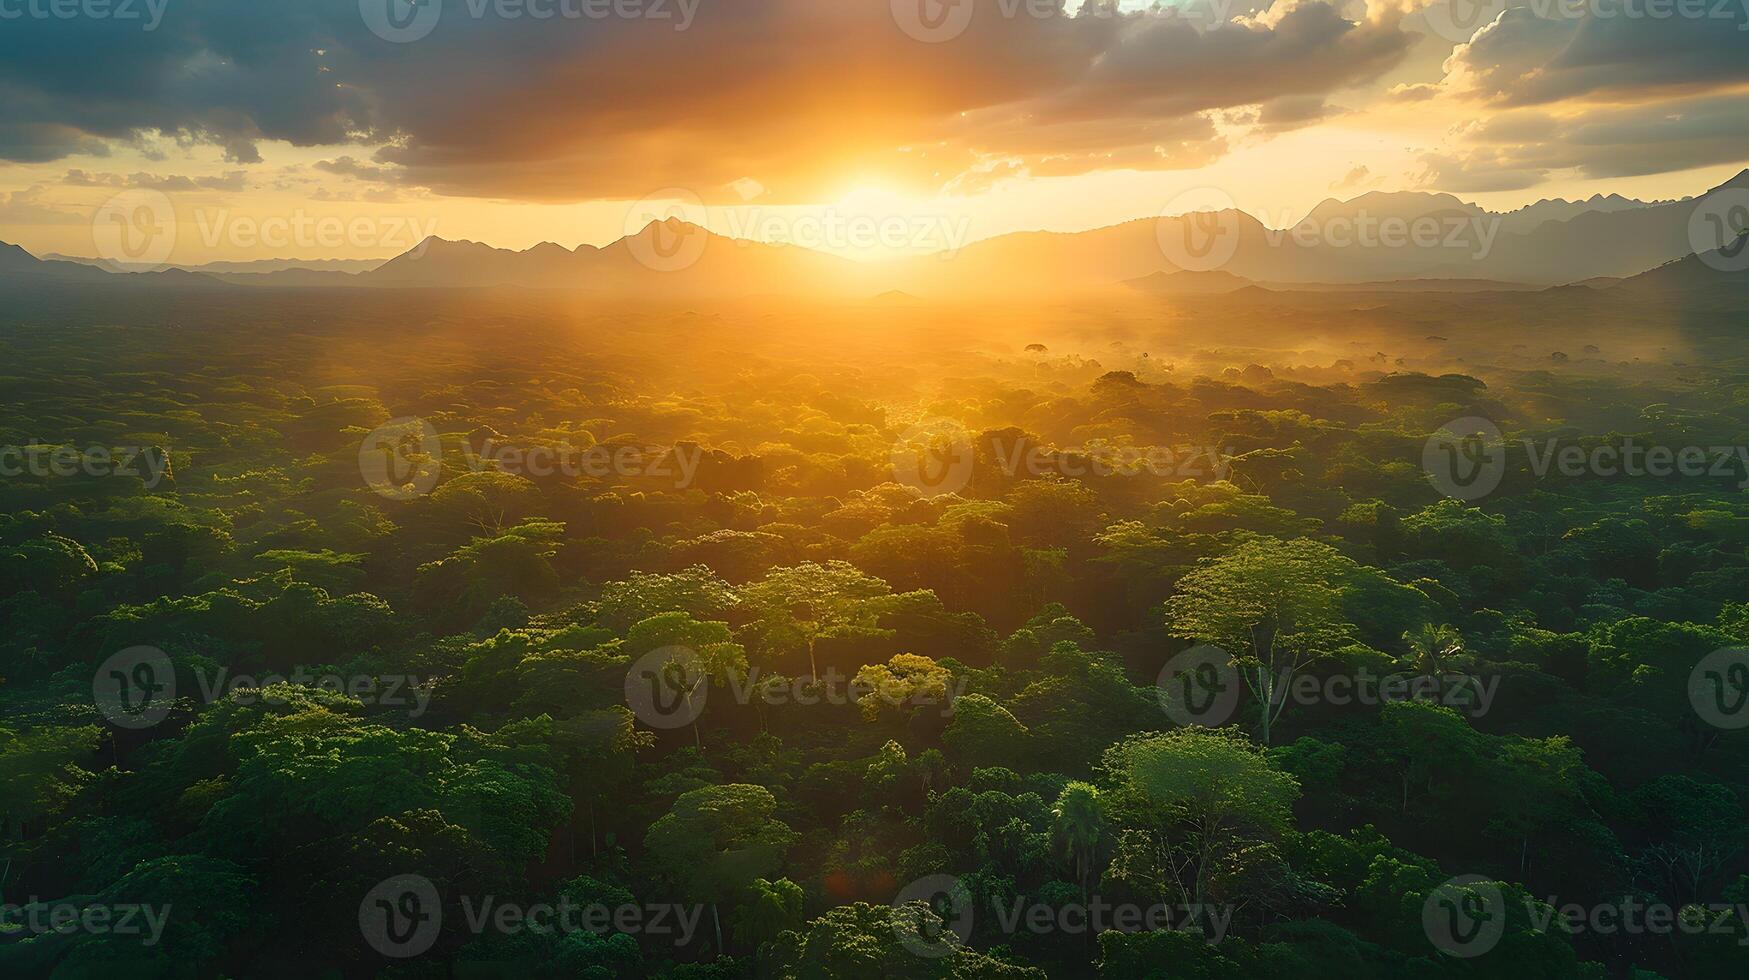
43;254;384;275
0;241;39;271
896;173;1749;291
0;241;234;287
1497;194;1649;235
0;242;115;283
5;169;1746;296
1298;191;1483;228
1124;269;1255;295
365;237;584;287
1615;235;1749;292
360;220;862;295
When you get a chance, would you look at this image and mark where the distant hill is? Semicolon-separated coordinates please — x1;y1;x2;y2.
1497;194;1649;235
890;171;1747;293
1613;235;1749;294
0;242;120;283
1123;269;1256;295
43;254;385;275
360;220;865;296
0;242;227;286
4;169;1745;298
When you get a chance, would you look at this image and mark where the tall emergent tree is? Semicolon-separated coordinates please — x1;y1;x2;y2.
738;561;894;681
1164;537;1357;743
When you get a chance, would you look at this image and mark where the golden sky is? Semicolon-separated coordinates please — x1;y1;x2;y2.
1;0;1745;263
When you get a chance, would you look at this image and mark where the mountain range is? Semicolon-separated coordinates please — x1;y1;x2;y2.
4;171;1745;298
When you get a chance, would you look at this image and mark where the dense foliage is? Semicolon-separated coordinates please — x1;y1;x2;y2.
2;289;1747;978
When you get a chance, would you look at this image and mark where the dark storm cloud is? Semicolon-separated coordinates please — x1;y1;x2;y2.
1420;92;1749;191
0;0;1420;201
1445;5;1749;107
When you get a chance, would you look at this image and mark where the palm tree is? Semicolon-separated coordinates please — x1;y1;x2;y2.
734;877;802;967
1051;782;1105;900
1052;782;1106;961
1404;624;1467;673
1402;623;1475;705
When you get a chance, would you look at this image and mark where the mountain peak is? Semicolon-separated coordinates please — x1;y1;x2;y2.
1710;168;1749;193
1302;190;1479;226
0;240;44;271
636;217;711;238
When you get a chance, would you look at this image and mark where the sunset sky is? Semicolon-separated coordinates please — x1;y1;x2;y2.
2;0;1746;263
